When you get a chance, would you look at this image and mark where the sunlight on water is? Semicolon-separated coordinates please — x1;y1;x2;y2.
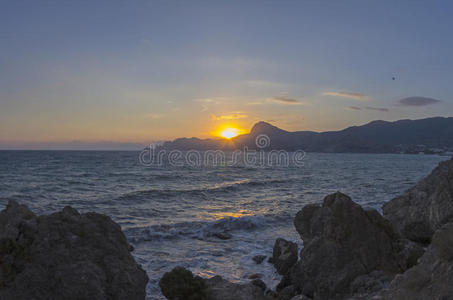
0;151;448;299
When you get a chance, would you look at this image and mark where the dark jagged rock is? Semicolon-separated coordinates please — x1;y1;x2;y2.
383;156;453;243
378;222;453;300
276;273;292;292
159;267;208;300
160;267;274;300
252;255;267;264
289;295;312;300
291;192;416;300
214;232;232;240
250;279;267;291
0;200;148;300
248;273;263;279
348;271;394;299
278;285;298;300
271;238;298;275
206;275;274;299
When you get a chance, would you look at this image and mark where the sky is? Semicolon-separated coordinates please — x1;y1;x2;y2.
1;0;453;149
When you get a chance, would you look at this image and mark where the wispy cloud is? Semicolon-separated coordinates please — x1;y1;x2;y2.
323;91;368;101
348;106;389;112
273;96;303;105
247;101;265;105
197;98;219;112
210;112;248;121
365;106;389;112
398;96;441;106
197;98;216;103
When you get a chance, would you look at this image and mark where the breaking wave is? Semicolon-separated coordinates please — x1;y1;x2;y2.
125;213;286;243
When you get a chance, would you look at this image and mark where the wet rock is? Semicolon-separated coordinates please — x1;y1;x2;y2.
396;239;424;270
271;238;298;275
265;290;279;299
291;192;409;300
0;200;148;300
276;273;292;292
160;267;273;300
248;273;263;279
278;285;298;300
253;255;267;264
379;222;453;300
383;157;453;244
206;275;273;300
159;267;208;300
348;270;393;299
289;295;312;300
250;279;267;291
214;232;232;240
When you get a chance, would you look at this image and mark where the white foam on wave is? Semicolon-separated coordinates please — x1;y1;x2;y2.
125;214;277;243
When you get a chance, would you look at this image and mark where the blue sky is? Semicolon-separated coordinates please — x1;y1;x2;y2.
1;0;452;149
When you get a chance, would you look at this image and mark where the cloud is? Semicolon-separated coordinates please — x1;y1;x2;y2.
365;106;389;112
398;96;441;106
273;96;303;105
348;106;389;112
197;98;216;103
247;101;265;105
210;112;248;121
323;91;368;101
197;98;219;112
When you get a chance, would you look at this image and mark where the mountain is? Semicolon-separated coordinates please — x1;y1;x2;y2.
159;117;453;154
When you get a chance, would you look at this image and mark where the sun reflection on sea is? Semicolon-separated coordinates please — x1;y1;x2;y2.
212;211;254;219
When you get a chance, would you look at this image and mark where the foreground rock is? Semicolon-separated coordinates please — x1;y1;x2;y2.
207;276;272;300
290;192;420;300
0;200;148;300
378;222;453;299
271;238;298;275
160;267;273;300
383;156;453;243
252;255;267;264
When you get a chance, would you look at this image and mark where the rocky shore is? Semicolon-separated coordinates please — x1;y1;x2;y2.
160;156;453;300
1;156;452;299
0;201;148;299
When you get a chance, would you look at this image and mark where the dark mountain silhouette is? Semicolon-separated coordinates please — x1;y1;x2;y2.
159;117;453;153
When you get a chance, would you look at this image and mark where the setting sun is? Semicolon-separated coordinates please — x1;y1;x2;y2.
212;124;247;139
220;128;239;139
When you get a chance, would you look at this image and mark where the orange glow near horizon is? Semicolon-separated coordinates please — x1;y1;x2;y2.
212;124;247;139
220;128;239;139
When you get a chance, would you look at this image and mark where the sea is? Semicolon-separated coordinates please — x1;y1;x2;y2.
0;151;447;299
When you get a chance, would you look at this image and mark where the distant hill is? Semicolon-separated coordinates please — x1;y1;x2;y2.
159;117;453;154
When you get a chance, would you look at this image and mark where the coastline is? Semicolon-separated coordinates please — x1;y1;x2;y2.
159;156;453;300
0;154;452;299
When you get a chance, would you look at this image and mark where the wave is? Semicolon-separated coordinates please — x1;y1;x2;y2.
125;213;286;243
118;178;294;201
